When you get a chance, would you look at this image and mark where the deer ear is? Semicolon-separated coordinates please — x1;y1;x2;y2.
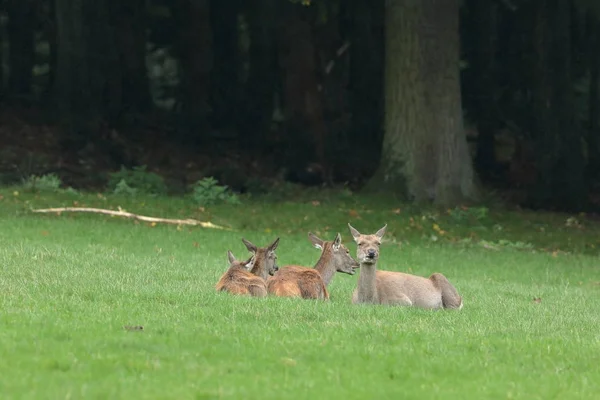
227;250;236;264
268;237;280;252
245;256;256;271
308;232;324;249
242;238;257;253
333;233;342;249
375;224;387;239
348;223;360;242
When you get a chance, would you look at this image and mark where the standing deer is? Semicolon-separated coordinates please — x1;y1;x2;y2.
241;237;280;280
348;223;463;309
215;251;268;297
267;232;359;300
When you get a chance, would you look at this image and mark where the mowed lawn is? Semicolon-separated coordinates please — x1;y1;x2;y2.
1;189;600;399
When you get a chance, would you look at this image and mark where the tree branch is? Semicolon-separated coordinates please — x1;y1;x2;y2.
31;207;230;230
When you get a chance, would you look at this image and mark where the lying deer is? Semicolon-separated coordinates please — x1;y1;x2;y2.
348;223;463;309
215;251;267;297
241;237;280;280
267;232;359;300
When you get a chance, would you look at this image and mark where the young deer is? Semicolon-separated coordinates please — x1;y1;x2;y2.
348;223;463;309
267;233;359;300
241;237;280;280
215;251;268;297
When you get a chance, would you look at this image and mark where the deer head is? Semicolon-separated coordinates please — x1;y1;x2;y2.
347;223;387;265
226;250;255;270
241;237;280;280
308;232;359;274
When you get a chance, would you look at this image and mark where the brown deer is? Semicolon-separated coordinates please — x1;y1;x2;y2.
267;232;359;300
348;223;463;309
241;237;280;280
215;251;268;297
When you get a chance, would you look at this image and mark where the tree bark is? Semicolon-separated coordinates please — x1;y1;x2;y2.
278;3;329;182
243;0;278;148
7;0;36;100
466;0;499;179
210;0;240;129
368;0;475;205
54;0;121;148
173;0;213;141
530;0;585;210
112;0;152;115
347;0;384;173
587;14;600;183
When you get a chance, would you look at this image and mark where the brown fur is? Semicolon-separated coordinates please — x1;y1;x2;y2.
215;251;267;297
242;237;280;280
348;224;463;309
267;233;359;300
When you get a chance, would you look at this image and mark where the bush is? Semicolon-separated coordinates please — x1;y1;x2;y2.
107;166;167;196
191;177;240;206
22;173;62;192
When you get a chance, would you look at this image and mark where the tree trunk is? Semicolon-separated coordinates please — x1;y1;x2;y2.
55;0;121;148
112;0;151;115
587;14;600;183
530;0;585;210
550;0;585;210
368;0;475;205
278;3;329;182
210;0;240;130
7;0;36;100
243;0;278;148
466;0;499;179
173;0;212;142
43;0;58;101
347;0;385;175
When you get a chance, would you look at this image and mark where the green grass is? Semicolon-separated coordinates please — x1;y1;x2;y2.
1;187;600;399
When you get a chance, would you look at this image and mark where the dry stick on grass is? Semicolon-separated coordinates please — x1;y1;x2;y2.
31;207;230;230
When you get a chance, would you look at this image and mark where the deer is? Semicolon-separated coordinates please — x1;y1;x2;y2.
241;237;280;280
266;232;359;300
348;223;463;309
215;250;268;297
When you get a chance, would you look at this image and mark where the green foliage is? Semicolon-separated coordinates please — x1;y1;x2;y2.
191;177;240;206
107;166;167;196
21;173;62;192
449;206;489;222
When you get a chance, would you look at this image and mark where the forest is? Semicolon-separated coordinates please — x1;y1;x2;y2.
1;0;600;211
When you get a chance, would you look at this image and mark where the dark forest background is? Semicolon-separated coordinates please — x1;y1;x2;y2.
1;0;600;212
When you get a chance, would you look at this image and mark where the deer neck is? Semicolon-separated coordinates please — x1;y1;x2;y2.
314;252;336;287
250;263;268;281
356;260;378;303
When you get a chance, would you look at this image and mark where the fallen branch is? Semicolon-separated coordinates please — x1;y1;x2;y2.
31;207;230;230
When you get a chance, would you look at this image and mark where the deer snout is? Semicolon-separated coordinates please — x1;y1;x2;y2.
367;249;376;259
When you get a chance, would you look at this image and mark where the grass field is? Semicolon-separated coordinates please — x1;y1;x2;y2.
1;187;600;399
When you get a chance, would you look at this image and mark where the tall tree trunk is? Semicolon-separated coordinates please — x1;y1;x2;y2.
112;0;151;115
244;0;278;148
531;0;585;210
347;0;384;175
368;0;475;205
173;0;212;142
467;0;499;179
587;14;600;183
278;3;329;182
55;0;121;149
550;0;585;210
7;0;36;100
43;0;58;101
210;0;240;130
